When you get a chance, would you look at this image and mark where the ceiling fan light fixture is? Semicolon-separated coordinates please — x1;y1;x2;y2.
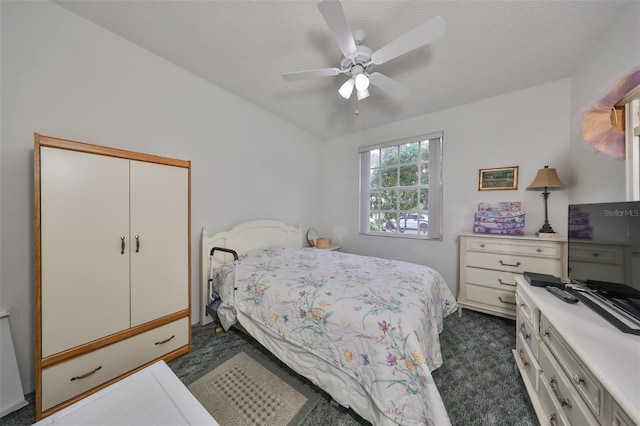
282;1;446;106
354;73;370;91
357;88;370;101
338;78;355;99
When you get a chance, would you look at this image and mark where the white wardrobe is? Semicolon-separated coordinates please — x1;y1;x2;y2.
34;134;191;420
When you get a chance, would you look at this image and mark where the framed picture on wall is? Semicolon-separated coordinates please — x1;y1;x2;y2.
478;166;519;191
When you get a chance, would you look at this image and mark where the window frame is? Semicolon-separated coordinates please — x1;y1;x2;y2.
358;131;443;240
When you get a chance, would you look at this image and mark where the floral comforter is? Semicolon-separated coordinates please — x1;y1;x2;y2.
212;247;457;425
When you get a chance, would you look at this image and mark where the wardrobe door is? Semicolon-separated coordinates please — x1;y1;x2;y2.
129;160;189;326
39;147;130;357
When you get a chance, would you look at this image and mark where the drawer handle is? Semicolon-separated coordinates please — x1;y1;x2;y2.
155;335;175;345
519;323;531;339
480;243;485;248
572;374;584;385
592;252;599;257
121;236;126;255
536;248;542;253
135;235;140;253
550;377;572;408
498;297;516;305
498;278;516;287
499;260;521;267
70;365;102;381
518;349;529;366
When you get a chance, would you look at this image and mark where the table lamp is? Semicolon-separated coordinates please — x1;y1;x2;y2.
527;166;565;236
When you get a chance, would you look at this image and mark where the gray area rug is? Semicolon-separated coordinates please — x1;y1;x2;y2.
188;350;318;425
1;310;536;426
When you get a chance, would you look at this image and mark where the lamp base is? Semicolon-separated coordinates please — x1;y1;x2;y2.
538;222;556;234
537;232;561;239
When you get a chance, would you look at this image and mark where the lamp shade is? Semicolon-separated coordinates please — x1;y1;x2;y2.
338;78;355;99
354;73;370;91
527;166;565;190
356;88;370;101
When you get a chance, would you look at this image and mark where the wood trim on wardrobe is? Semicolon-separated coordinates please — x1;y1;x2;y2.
34;133;192;420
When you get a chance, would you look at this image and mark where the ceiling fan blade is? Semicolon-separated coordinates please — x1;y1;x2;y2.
371;16;445;65
282;67;342;81
368;72;411;100
317;0;358;60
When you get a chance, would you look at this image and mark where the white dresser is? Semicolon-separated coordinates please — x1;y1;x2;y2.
514;276;639;425
458;233;567;319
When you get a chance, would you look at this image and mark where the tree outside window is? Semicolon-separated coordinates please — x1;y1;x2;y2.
360;133;442;239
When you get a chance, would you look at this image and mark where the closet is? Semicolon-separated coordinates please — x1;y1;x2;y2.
34;134;191;420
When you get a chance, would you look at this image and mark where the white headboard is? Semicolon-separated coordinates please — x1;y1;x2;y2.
200;220;302;325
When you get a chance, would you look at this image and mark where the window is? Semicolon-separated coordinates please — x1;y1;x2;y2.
359;132;443;239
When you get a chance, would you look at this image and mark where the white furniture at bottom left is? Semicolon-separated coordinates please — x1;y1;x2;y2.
32;361;218;426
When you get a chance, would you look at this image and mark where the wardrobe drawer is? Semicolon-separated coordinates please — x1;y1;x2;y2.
539;344;598;426
540;315;603;417
465;267;518;290
516;333;540;392
465;284;516;312
42;317;189;411
466;251;562;275
466;238;562;258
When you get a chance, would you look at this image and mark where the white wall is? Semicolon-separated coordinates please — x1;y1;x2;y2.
322;79;571;295
569;1;640;203
0;1;324;393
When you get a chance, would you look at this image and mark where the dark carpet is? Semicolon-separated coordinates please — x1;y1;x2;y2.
1;309;537;425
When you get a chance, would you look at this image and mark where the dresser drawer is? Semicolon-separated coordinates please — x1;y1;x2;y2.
465;284;516;312
539;344;599;426
465;267;518;290
466;238;563;259
612;400;635;426
41;317;189;411
569;243;624;264
517;312;539;359
539;371;571;426
540;314;604;418
466;251;562;275
516;288;537;332
516;333;541;392
568;242;628;284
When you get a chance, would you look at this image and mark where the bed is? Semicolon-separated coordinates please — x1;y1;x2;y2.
200;220;457;425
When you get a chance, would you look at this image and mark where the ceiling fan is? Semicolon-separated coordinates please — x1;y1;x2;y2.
282;0;445;102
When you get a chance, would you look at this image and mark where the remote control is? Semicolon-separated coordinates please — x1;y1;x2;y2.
546;286;579;303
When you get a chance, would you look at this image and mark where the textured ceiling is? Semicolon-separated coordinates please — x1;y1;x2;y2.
54;0;628;140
